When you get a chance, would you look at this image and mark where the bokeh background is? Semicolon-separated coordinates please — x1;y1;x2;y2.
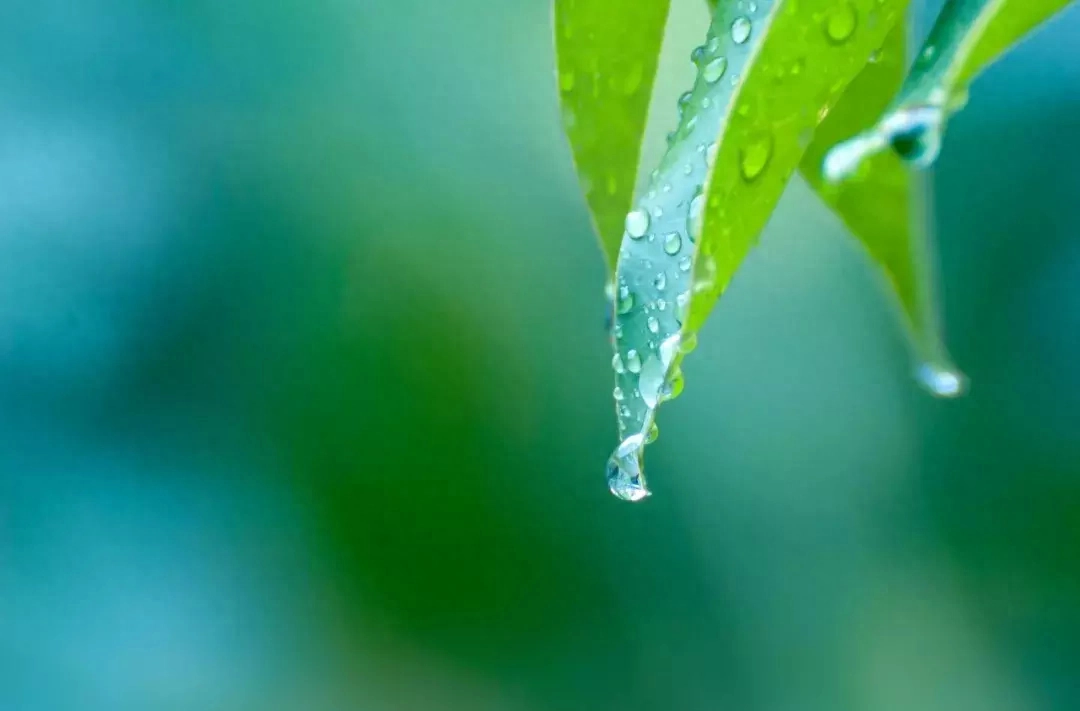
2;1;1078;709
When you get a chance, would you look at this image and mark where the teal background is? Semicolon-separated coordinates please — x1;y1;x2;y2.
2;1;1078;709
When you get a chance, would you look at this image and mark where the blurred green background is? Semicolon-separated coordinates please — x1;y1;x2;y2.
2;1;1078;709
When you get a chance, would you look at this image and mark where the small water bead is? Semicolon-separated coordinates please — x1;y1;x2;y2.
676;291;690;309
683;163;693;176
613;322;623;340
606;433;649;502
701;97;711;109
731;17;752;44
645;422;659;444
647;316;660;334
625;209;650;238
651;205;664;220
612;353;625;374
739;133;773;181
617;284;634;314
657;298;667;311
613;386;625;401
825;3;858;44
626;349;642;374
679;255;692;272
663;232;682;255
703;57;728;84
664;368;685;401
690;45;706;64
654;272;667;291
661;182;672;193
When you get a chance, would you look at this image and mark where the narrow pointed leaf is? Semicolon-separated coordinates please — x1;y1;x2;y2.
799;24;963;391
554;0;671;272
606;0;909;501
825;0;1076;177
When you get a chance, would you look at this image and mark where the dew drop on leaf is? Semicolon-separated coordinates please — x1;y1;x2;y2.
703;56;728;84
731;16;752;44
626;349;642;374
739;133;773;181
825;4;858;44
617;284;634;314
625;209;650;238
612;353;625;374
663;232;682;255
679;255;692;272
647;316;660;334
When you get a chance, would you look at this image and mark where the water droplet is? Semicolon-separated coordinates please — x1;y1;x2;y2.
687;193;705;240
645;422;659;444
657;298;667;311
613;322;623;340
654;272;667;291
613;385;625;401
612;353;625;374
739;133;773;181
625;209;650;239
690;45;706;65
663;232;682;255
731;17;752;44
617;285;634;314
664;368;685;401
659;333;681;368
748;0;758;12
678;91;692;109
606;433;649;502
825;3;858;44
679;255;692;272
647;316;660;334
626;349;642;374
639;356;664;407
703;56;728;84
915;363;967;398
661;182;672;193
559;70;575;92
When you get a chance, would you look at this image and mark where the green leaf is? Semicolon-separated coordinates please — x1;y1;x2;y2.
799;23;964;395
825;0;1075;177
553;0;671;272
606;1;909;501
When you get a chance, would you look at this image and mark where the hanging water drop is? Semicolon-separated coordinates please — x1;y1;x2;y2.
739;133;773;181
703;57;728;84
626;349;642;374
915;363;967;398
625;209;650;239
606;433;649;502
612;353;625;374
825;3;858;44
731;17;752;44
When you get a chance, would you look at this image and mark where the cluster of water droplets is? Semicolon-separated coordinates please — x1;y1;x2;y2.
605;6;767;502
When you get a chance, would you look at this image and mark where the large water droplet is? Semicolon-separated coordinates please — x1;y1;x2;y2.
606;433;649;502
625;209;650;239
825;3;858;44
739;133;773;181
731;17;752;44
915;363;967;398
703;57;728;84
